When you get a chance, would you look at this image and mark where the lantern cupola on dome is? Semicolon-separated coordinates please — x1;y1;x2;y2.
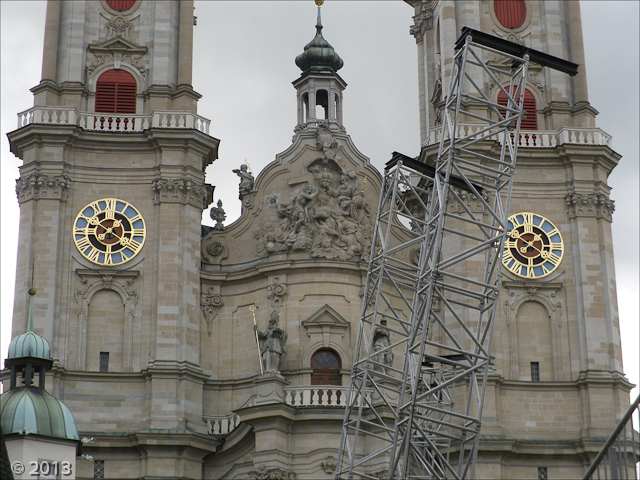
293;0;347;133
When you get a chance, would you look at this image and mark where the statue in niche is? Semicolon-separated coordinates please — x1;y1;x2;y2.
232;164;254;197
256;310;288;373
372;319;394;374
210;200;226;231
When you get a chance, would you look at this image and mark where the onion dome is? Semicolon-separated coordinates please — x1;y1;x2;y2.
295;3;343;76
1;387;79;441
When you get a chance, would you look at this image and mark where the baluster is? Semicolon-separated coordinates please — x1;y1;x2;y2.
312;389;320;406
330;389;338;406
51;111;58;124
43;111;50;123
161;114;168;127
321;389;329;405
178;115;185;128
170;115;177;128
340;389;347;407
213;420;220;435
294;389;301;406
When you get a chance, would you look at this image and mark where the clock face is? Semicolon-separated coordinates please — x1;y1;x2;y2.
502;212;564;279
73;198;146;266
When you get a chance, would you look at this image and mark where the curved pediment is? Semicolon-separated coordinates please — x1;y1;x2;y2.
202;126;383;268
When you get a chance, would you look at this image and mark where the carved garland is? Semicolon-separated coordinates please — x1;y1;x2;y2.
16;174;71;203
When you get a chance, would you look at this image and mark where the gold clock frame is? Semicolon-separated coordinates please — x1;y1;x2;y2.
502;212;564;279
73;198;146;266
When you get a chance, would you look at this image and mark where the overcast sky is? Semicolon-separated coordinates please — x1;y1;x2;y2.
1;1;637;401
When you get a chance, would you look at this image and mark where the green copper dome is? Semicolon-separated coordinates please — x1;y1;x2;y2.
295;7;343;75
1;386;79;441
7;331;51;361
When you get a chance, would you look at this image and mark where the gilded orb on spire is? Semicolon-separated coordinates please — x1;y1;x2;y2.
315;0;324;7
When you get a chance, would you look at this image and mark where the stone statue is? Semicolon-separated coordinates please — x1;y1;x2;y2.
232;164;254;197
372;319;393;373
210;200;226;230
256;310;288;373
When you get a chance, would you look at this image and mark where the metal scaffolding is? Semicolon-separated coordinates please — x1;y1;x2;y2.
336;28;562;480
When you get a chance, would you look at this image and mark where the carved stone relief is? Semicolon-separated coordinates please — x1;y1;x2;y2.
108;16;131;39
201;286;224;337
16;174;71;203
254;161;373;261
248;465;295;480
267;277;287;311
320;456;337;474
152;178;209;209
201;236;228;264
565;193;615;221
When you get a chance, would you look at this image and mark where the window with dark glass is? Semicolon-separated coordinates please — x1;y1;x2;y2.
95;69;136;114
311;349;341;386
530;362;540;382
498;87;537;130
494;0;527;29
94;460;105;479
537;466;548;480
106;0;136;11
99;352;109;373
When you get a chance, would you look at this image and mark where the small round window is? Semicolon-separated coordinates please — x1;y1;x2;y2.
494;0;526;29
106;0;136;11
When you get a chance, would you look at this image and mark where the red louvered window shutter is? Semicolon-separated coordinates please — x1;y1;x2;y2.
494;0;527;29
95;70;137;114
498;87;537;130
106;0;136;11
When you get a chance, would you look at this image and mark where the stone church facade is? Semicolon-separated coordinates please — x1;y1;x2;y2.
3;1;632;479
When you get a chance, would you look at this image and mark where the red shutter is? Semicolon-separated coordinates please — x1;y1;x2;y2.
494;0;527;29
106;0;136;11
95;70;137;114
497;87;537;130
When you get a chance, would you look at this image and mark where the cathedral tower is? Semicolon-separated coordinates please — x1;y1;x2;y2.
406;1;632;477
6;0;219;477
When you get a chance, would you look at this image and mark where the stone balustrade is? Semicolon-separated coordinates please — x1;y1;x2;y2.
284;385;372;408
205;413;240;435
17;107;210;135
426;124;612;149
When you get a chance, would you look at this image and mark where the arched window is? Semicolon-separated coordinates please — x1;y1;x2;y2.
311;349;341;386
498;87;537;130
106;0;136;11
494;0;527;29
95;69;137;114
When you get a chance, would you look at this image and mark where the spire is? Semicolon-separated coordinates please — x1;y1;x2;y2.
295;0;344;76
